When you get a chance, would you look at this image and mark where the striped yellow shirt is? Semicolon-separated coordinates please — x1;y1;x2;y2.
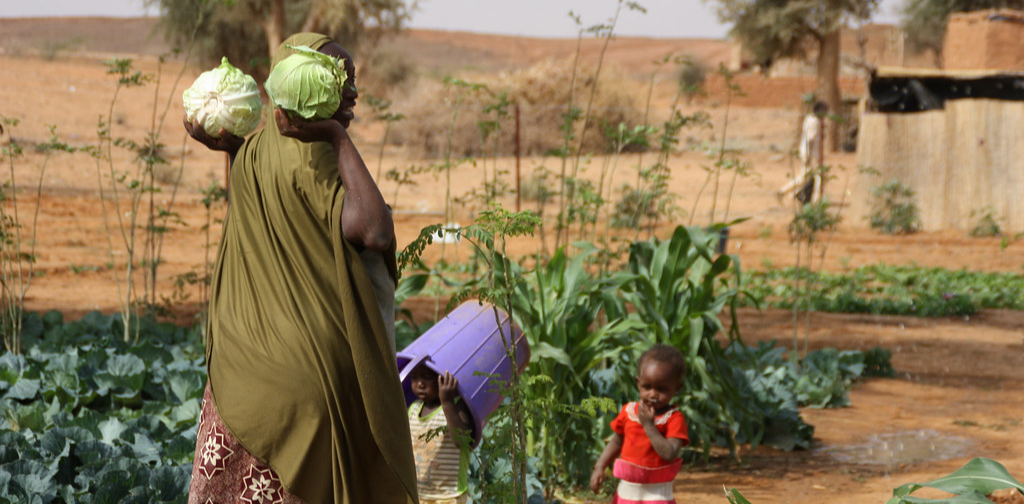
408;400;469;500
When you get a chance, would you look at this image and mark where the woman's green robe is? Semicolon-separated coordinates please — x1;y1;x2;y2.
205;33;418;504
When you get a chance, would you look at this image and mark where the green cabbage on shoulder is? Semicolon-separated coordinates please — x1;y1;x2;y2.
183;57;263;138
264;45;349;121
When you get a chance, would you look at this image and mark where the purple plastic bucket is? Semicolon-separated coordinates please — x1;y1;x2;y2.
397;300;530;442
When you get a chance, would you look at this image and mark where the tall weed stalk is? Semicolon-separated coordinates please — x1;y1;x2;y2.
690;64;746;226
508;243;635;495
365;95;405;182
0;121;74;353
553;11;584;251
786;175;842;360
83;58;148;341
447;203;543;503
140;53;196;316
171;180;228;329
555;1;646;249
87;57;190;341
430;77;486;316
83;46;196;341
575;2;649;245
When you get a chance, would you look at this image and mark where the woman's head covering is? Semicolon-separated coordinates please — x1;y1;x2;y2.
272;32;333;67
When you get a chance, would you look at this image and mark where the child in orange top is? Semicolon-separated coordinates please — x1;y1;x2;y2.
590;344;689;504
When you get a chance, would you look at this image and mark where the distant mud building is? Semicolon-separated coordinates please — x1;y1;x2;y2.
855;9;1024;233
944;9;1024;71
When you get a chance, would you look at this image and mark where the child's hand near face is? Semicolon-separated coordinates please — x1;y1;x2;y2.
438;371;459;405
637;402;656;426
437;371;475;443
637;399;683;461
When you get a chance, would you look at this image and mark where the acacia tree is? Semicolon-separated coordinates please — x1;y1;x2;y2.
901;0;1024;67
147;0;413;77
705;0;877;151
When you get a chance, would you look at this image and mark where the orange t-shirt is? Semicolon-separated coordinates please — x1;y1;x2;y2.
610;402;689;468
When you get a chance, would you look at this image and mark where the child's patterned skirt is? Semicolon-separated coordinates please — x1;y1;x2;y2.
611;458;681;504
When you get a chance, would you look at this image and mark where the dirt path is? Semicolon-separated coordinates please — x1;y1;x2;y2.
673;309;1024;504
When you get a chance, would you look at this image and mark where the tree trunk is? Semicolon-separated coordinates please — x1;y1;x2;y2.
817;29;841;153
301;0;321;34
263;0;286;58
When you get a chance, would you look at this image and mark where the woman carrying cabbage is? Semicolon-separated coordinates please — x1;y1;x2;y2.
183;33;417;504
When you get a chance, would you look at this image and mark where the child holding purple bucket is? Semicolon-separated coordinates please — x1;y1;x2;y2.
590;344;690;504
408;363;475;504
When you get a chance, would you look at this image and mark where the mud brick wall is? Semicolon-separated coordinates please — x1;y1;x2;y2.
944;9;1024;71
855;99;1024;233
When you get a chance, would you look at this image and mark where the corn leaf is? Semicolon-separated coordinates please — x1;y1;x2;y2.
887;458;1024;504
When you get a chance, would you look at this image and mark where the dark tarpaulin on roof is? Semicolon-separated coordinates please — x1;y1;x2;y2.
870;73;1024;113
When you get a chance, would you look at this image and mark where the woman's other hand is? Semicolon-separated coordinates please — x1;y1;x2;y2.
183;114;244;154
275;108;344;146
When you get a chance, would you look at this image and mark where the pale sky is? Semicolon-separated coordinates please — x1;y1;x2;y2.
1;0;904;39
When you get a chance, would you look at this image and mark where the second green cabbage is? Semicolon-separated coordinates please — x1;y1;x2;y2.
265;45;349;121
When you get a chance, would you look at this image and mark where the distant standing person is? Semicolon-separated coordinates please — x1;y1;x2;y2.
590;344;689;503
779;101;828;205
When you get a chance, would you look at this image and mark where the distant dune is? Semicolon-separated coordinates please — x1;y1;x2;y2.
0;17;168;57
0;17;732;76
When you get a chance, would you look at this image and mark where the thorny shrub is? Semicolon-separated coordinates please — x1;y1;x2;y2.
969;207;1002;238
868;180;921;235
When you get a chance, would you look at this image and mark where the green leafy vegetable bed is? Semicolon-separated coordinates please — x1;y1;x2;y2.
722;341;893;452
1;311;204;503
743;264;1024;316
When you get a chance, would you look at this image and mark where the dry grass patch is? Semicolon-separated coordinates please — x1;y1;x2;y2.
388;58;644;158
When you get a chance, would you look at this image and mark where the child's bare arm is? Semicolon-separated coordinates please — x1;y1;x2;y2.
590;433;623;493
642;423;684;461
637;402;684;461
438;372;472;437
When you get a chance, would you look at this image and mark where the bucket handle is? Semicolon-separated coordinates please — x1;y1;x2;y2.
398;353;431;383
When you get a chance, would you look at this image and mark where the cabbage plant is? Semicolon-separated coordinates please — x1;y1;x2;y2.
265;45;348;121
182;57;262;138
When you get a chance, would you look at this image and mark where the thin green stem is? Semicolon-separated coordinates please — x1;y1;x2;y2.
568;1;623;241
709;77;733;224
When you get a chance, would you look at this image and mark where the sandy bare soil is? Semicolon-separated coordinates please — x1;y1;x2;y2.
0;19;1022;504
689;308;1024;504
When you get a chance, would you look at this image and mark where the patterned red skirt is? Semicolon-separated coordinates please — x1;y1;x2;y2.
188;383;306;504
